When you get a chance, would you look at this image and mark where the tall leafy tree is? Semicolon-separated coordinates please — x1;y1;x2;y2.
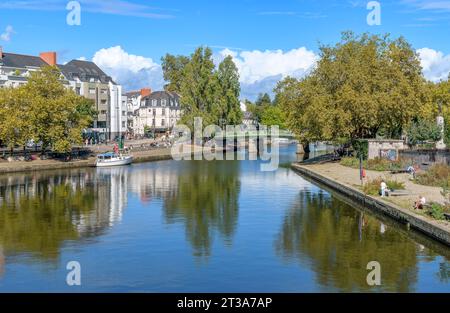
216;55;243;125
179;47;219;128
161;54;189;93
163;47;243;130
276;32;426;145
0;87;32;154
23;66;95;154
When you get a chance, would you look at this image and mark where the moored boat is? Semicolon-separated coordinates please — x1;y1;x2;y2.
96;152;133;167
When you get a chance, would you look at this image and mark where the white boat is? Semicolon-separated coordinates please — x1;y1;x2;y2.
96;152;133;167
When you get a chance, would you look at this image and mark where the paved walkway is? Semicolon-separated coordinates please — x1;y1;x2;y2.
305;163;446;209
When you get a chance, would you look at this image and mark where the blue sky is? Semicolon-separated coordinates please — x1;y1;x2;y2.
1;0;450;99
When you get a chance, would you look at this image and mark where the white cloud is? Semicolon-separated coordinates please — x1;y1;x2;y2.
218;47;318;100
417;48;450;82
0;25;14;42
92;46;164;92
89;45;450;101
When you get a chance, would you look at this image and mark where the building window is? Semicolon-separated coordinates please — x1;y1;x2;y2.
75;87;81;95
152;99;157;106
153;109;156;115
122;121;126;127
89;88;96;94
162;99;167;107
101;99;107;104
161;119;165;127
100;110;107;115
162;109;166;116
122;111;126;116
97;121;107;128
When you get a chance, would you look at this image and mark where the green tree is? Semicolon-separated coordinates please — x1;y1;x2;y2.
276;32;426;145
261;105;286;129
23;66;95;154
161;54;189;93
246;93;273;124
0;87;32;154
216;55;243;125
163;47;243;130
406;119;442;146
178;47;219;129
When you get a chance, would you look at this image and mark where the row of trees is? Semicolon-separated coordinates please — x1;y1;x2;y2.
245;93;286;129
162;47;243;129
275;31;449;149
0;66;96;154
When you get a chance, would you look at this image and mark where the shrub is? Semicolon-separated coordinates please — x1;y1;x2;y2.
363;177;405;196
429;203;445;220
341;157;407;172
340;157;361;168
415;164;450;187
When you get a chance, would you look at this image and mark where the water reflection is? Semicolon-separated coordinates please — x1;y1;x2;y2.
0;156;448;291
0;169;126;261
275;190;421;292
163;161;241;257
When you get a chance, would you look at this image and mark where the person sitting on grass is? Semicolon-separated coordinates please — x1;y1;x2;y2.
414;195;426;210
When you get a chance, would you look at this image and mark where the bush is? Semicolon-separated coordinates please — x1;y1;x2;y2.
415;164;450;187
340;157;361;168
429;203;445;220
363;177;405;196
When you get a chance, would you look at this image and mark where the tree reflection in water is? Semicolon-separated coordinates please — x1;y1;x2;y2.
163;160;241;258
275;190;422;292
0;170;111;262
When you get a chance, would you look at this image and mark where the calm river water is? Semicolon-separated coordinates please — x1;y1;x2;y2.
0;146;449;292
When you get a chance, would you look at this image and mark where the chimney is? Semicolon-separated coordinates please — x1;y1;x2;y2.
40;51;57;66
140;88;152;97
0;46;3;60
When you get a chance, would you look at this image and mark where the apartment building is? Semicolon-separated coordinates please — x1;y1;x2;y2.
0;46;126;141
133;91;182;136
59;59;126;141
125;88;151;135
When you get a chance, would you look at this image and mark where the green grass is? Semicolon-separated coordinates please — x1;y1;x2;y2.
362;177;405;196
340;157;407;172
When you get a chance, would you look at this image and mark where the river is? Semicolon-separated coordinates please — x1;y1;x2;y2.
0;146;448;292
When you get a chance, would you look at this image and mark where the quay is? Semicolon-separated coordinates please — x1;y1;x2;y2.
0;148;174;175
291;163;450;247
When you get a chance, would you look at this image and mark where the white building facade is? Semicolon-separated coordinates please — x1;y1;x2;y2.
133;91;182;136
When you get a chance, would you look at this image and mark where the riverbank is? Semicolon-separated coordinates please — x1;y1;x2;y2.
0;148;175;174
291;162;450;246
